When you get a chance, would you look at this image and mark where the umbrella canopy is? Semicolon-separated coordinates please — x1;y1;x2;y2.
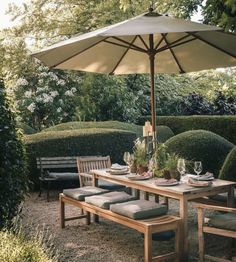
33;8;236;136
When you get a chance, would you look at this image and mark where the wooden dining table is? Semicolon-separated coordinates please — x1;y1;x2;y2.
91;169;236;261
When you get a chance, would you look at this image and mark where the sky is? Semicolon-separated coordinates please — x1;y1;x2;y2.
0;0;203;30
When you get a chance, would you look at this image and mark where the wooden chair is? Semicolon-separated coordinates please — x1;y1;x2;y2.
193;200;236;262
77;156;126;191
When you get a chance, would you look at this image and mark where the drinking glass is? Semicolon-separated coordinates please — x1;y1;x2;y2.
148;156;156;179
177;158;186;181
123;152;130;165
194;161;202;180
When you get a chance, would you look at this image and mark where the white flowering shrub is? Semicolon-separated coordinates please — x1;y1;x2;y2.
15;65;81;130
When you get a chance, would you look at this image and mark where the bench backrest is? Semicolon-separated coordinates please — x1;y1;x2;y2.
77;156;111;186
36;157;77;177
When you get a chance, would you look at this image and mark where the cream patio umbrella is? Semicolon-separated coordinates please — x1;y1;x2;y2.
32;7;236;139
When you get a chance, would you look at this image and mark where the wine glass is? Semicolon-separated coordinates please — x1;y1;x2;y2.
194;161;202;180
148;156;156;179
177;158;186;182
127;153;134;172
123;152;130;166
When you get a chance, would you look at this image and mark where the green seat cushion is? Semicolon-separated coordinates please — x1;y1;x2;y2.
63;186;109;201
48;172;79;180
110;199;168;220
85;191;136;209
209;212;236;231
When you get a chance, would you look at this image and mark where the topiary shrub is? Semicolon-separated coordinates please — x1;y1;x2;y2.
156;126;174;143
219;146;236;181
0;80;28;228
165;130;234;177
24;128;136;186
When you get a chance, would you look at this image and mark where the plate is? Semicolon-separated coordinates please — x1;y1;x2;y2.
187;182;212;187
155;179;179;186
126;174;151;180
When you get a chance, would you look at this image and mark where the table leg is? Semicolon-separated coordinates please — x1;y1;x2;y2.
227;186;235;207
179;198;188;262
92;173;99;223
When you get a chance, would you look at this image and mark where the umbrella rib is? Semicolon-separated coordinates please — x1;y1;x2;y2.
156;37;197;53
189;32;236;59
103;39;146;53
161;33;185;73
154;34;166;50
50;37;109;68
137;35;149;50
111;36;148;53
110;36;138;75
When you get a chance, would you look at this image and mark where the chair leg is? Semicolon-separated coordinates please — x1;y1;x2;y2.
198;208;205;262
154;194;159;203
38;180;42;197
144;230;152;262
86;211;91;225
60;198;65;229
175;224;180;262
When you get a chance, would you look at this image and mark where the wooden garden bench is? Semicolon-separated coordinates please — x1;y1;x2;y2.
37;156;78;201
60;193;181;262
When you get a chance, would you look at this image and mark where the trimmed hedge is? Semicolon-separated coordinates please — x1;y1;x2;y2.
165;130;234;177
219;146;236;181
41;121;174;143
138;116;236;144
24;128;136;185
42;121;142;136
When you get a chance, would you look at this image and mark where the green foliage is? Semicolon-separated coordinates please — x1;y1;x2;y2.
25;128;136;185
219;146;236;181
133;138;149;167
156;126;175;143
17;123;37;135
164;153;179;171
0;80;28;228
138;115;236;144
165;130;234;177
0;227;57;262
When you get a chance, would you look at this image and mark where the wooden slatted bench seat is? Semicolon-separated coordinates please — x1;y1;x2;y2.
37;156;78;201
60;193;181;262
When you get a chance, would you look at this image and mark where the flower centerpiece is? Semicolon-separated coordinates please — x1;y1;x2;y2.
133;138;149;175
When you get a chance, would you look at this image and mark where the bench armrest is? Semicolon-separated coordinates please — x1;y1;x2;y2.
79;172;92;178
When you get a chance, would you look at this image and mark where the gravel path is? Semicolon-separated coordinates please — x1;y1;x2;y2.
21;191;233;262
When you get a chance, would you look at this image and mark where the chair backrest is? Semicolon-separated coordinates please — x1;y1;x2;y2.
77;156;111;187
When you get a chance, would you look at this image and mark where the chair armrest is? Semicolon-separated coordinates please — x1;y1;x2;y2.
192;201;236;213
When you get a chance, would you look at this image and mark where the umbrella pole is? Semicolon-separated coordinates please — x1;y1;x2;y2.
149;34;157;151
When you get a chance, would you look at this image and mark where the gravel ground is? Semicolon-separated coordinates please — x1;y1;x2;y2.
21;191;234;262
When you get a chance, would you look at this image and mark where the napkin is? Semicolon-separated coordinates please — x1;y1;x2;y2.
111;163;128;171
184;172;214;181
187;177;212;187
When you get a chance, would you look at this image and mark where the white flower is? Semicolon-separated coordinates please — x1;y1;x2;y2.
63;112;68;117
48;72;59;81
24;91;32;98
39;72;48;77
50;91;59;97
16;78;28;86
27;102;36;112
65;90;74;97
38;79;44;85
57;107;62;113
42;93;54;103
59;99;64;105
57;79;66;86
71;87;77;93
36;96;43;102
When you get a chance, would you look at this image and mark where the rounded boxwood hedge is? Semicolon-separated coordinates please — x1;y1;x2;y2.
24;128;136;185
219;146;236;181
41;121;174;142
138;116;236;144
165;130;234;177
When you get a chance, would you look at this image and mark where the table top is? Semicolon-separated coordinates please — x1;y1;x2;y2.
91;169;236;199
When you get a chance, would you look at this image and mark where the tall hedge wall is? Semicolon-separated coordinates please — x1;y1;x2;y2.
24;128;136;185
138;116;236;144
